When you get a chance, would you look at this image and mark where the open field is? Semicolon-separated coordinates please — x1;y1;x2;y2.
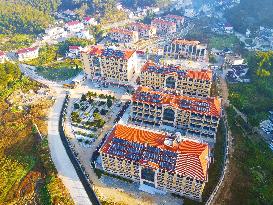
35;66;81;81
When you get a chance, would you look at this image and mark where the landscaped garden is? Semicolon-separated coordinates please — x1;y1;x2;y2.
71;91;115;146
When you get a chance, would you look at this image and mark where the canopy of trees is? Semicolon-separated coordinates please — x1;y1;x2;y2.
0;1;53;34
229;51;273;125
225;0;273;33
22;0;61;13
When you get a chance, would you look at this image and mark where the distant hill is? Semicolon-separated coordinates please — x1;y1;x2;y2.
225;0;273;33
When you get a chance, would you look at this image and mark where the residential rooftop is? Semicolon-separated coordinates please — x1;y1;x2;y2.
66;20;82;26
152;18;176;26
17;47;38;54
84;46;135;60
100;124;209;181
141;61;212;81
110;28;135;36
129;22;155;30
132;86;221;117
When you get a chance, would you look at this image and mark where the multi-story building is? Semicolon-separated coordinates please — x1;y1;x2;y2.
164;14;185;28
140;61;212;98
130;87;221;144
127;22;157;39
81;46;137;84
100;124;210;201
0;51;6;63
151;18;176;35
164;39;208;61
108;28;139;43
16;47;39;62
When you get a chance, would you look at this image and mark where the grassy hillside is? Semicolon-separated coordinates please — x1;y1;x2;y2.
213;107;273;205
0;63;74;204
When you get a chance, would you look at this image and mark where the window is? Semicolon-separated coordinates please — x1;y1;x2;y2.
163;108;175;122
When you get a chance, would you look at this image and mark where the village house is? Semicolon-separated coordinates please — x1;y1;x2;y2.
99;124;210;201
151;18;177;35
108;28;139;44
65;21;85;33
82;16;98;25
76;30;93;40
45;26;66;39
164;39;208;61
81;46;137;84
140;61;212;98
130;86;221;144
66;46;83;58
164;14;185;28
16;47;39;61
224;23;234;34
128;22;157;39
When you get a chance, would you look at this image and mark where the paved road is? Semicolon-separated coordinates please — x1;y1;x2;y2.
20;65;93;205
48;91;92;205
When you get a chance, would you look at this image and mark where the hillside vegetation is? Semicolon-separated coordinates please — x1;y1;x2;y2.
229;51;273;126
0;1;53;34
0;63;74;204
225;0;273;33
213;107;273;205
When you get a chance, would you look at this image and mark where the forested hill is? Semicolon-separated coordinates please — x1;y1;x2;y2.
225;0;273;33
0;1;53;34
22;0;61;13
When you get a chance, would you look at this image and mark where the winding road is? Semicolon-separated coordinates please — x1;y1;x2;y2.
20;64;93;205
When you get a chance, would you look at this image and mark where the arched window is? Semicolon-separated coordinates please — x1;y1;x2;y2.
163;108;175;122
165;76;176;89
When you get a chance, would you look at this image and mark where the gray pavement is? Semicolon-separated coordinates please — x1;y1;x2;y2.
48;90;93;205
20;65;93;205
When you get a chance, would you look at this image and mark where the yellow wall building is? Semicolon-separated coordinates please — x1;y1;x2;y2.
130;87;221;144
140;61;212;98
81;46;137;84
100;124;210;201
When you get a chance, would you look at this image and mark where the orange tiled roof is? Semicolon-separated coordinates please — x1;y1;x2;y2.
110;28;135;36
141;61;212;81
86;45;135;60
100;124;209;181
172;39;201;46
132;86;221;117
